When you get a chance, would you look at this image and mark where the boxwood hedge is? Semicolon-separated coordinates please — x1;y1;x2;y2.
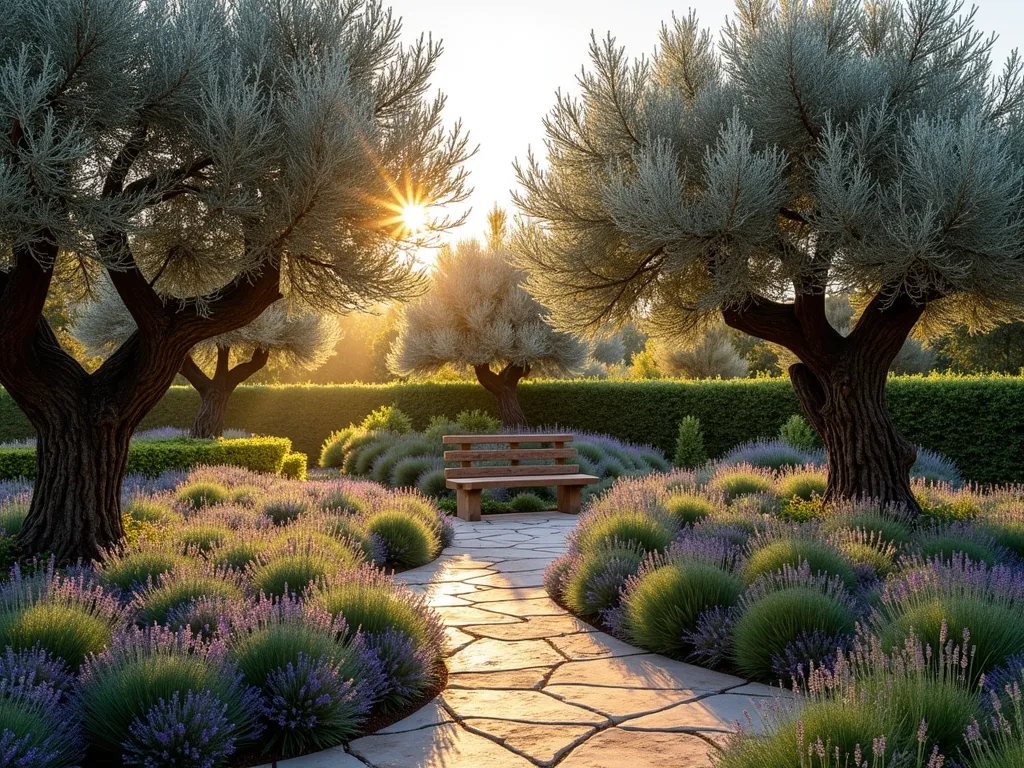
1;375;1021;483
0;437;295;481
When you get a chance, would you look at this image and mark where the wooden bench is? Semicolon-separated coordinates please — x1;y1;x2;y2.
443;434;599;521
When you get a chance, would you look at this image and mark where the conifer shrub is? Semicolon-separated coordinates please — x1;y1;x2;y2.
778;414;821;451
673;416;707;468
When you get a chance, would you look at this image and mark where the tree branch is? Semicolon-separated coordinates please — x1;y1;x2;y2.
227;346;270;388
721;295;812;361
179;354;211;390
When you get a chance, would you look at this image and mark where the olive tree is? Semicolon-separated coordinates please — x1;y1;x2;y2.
76;290;342;437
388;239;587;426
654;326;749;379
515;0;1024;510
0;0;470;559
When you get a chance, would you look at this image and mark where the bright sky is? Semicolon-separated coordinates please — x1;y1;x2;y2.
387;0;1023;249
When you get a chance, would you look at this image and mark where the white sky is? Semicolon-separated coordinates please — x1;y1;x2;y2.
386;0;1023;249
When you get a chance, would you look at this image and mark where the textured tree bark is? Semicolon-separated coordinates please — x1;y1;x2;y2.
722;289;926;512
20;412;132;559
191;383;232;439
473;363;530;427
790;361;918;510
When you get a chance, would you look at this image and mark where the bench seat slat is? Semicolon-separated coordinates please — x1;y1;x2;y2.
441;433;573;445
443;448;576;462
445;464;580;479
446;473;599;491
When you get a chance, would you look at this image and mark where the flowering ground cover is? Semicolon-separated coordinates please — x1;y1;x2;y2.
545;448;1024;767
0;466;450;766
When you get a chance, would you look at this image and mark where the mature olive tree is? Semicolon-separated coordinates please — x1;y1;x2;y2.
76;291;342;438
515;0;1024;510
387;238;587;426
0;0;471;559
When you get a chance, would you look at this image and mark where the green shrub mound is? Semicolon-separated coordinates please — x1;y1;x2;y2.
0;499;27;536
79;629;258;760
779;415;820;451
621;561;743;658
743;537;858;588
509;492;549;513
574;510;674;555
391;456;434;488
917;531;1002;566
124;497;180;525
365;511;440;569
281;451;308;480
731;586;856;680
673;416;707;468
133;568;245;626
823;506;913;546
249;548;350;598
173;522;234;553
877;597;1024;674
561;544;646;616
708;468;775;501
97;547;190;591
175;481;230;509
662;493;716;526
775;470;827;501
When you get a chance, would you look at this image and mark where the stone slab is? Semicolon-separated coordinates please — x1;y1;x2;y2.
547;654;743;692
464;586;550;602
479;597;567;617
432;606;521;627
619;694;768;734
270;747;365;767
447;637;566;674
545;684;699;719
448;666;549;690
546;631;646;660
442;689;608;726
463;614;593;640
467;571;546;588
462;719;595;767
376;700;453;734
557;728;717;768
350;723;535;768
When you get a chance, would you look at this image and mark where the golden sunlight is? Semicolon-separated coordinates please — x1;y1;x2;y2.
400;201;429;235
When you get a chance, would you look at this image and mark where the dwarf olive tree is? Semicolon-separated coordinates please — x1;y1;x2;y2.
0;0;470;558
388;239;587;426
515;0;1024;509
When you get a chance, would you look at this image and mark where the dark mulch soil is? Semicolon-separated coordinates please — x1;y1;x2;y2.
227;660;448;767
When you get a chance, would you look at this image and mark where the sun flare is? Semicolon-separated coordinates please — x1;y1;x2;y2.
400;202;429;235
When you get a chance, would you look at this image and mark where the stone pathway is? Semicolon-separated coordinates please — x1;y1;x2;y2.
263;512;781;768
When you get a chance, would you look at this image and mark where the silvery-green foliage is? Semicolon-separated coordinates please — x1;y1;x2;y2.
75;283;341;372
514;0;1024;340
653;326;749;379
388;241;587;376
0;0;470;313
591;333;627;366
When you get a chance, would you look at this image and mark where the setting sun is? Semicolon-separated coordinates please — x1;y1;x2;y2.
400;202;429;235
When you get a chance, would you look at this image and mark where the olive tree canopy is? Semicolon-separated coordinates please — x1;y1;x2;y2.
0;0;471;558
514;0;1024;509
388;240;587;425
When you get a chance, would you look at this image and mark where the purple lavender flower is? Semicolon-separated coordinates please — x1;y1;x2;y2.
772;629;851;682
0;679;84;767
260;652;376;755
366;628;436;711
0;647;74;699
683;606;737;668
122;690;237;768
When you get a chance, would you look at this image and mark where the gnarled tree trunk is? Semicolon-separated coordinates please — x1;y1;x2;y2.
473;363;530;427
180;346;270;438
790;361;917;510
723;289;925;512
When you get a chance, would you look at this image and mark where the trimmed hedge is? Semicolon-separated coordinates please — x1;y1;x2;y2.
2;376;1022;483
0;437;293;481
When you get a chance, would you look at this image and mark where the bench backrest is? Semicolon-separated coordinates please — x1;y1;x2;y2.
442;434;578;479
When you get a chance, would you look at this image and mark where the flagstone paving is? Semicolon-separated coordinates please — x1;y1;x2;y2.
263;512;785;768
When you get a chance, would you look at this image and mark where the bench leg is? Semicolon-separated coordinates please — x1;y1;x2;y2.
557;485;582;515
456;489;482;522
